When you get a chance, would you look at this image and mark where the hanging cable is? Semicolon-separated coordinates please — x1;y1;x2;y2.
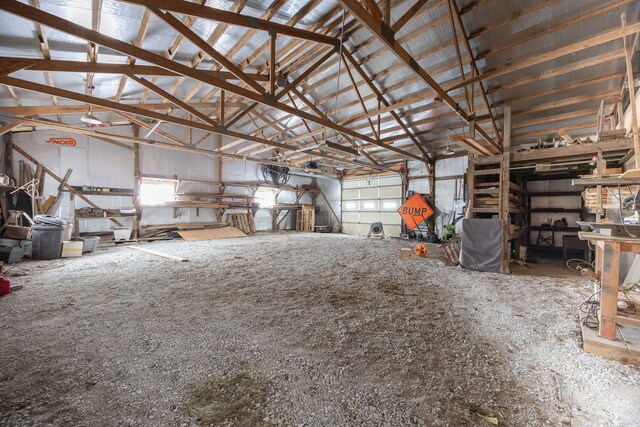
261;164;290;186
329;9;347;143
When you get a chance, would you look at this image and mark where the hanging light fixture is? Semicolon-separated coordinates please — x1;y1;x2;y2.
80;107;101;125
81;86;101;125
441;129;455;155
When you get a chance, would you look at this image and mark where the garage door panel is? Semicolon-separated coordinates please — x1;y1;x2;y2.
379;176;401;186
380;199;401;210
342;176;402;236
360;212;379;223
380;212;401;224
342;179;360;189
342;188;360;199
360;200;378;211
380;186;401;198
342;212;360;223
359;187;378;198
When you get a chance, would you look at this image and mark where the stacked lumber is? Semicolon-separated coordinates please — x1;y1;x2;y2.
597;129;627;142
473;196;518;209
583;186;639;211
227;213;256;234
139;222;228;240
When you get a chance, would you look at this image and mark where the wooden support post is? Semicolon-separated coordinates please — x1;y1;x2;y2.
622;13;640;167
220;90;225;127
317;186;340;228
501;105;512;269
133;130;142;240
270;32;276;95
596;150;605;223
48;168;73;215
429;158;436;234
599;241;621;339
465;156;475;218
3;132;13;180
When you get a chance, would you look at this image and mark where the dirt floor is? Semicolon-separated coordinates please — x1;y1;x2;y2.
1;233;639;426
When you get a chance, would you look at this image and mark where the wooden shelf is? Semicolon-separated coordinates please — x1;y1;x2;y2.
174;192;256;200
67;186;134;196
472;168;501;176
573;177;640;186
530;226;579;232
530;208;583;213
76;215;136;219
73;191;134;196
529;191;582;197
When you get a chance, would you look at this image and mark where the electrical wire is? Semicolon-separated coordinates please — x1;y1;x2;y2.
11;179;39;199
580;290;601;329
565;257;595;272
618;174;638;237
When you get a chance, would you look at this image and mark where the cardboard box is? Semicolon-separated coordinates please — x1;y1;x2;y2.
3;225;31;240
61;241;83;258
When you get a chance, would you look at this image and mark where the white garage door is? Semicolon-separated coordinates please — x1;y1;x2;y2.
341;175;403;236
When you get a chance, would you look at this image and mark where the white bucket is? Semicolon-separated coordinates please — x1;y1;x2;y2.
63;223;73;241
113;227;132;241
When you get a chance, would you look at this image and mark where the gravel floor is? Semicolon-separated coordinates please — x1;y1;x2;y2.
1;233;639;426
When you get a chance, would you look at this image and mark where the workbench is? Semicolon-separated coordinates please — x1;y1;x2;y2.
578;231;640;366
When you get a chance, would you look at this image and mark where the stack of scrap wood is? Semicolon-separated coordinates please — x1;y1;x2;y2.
583;186;639;212
227;213;256;234
139;222;228;240
597;129;627;142
473;195;518;209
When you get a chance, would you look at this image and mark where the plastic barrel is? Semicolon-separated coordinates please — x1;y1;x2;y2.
31;224;64;260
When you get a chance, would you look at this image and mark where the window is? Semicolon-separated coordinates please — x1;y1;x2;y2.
344;202;357;210
255;189;276;208
383;202;397;209
140;179;176;206
363;202;376;209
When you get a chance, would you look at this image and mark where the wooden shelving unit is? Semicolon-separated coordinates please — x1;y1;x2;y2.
524;179;585;250
467;155;528;244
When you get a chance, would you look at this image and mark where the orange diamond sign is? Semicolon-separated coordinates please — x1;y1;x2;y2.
397;194;434;230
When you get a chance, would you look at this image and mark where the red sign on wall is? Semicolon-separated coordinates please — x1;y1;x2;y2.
45;137;77;147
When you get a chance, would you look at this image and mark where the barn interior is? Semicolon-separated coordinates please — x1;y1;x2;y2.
1;0;640;425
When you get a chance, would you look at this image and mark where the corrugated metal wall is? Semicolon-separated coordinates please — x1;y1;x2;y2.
9;124;341;233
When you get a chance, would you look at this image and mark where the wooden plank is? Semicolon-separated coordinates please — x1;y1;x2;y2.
47;168;72;214
600;242;621;339
513;139;634;164
391;0;430;33
622;13;640;167
127;245;188;262
581;311;640;367
177;226;246;241
448;21;640;91
145;2;266;94
122;0;338;45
